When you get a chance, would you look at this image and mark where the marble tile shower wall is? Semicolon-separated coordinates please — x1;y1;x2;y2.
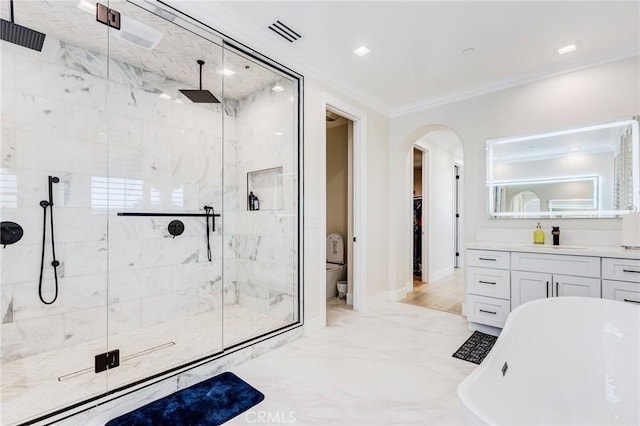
0;37;237;362
228;81;298;322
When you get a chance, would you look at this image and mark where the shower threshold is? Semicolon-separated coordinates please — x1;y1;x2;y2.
0;305;288;425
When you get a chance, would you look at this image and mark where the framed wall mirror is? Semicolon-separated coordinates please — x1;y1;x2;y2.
487;118;639;218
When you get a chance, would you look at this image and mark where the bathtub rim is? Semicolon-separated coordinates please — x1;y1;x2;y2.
457;296;639;425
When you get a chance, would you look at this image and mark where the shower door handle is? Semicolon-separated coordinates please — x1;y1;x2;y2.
203;206;221;233
203;206;221;262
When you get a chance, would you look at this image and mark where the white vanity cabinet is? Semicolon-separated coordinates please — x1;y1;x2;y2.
511;271;600;309
466;250;511;329
465;244;638;334
510;252;601;309
602;258;640;305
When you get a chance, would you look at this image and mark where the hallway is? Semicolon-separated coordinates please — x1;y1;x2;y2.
401;269;464;315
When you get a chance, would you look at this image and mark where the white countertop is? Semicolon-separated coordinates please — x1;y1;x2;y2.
466;241;640;260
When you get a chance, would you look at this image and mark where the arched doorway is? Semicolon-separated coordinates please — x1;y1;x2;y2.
400;125;464;315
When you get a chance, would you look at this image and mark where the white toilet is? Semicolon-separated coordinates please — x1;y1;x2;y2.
326;233;347;299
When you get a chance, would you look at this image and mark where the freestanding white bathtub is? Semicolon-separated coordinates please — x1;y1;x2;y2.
458;297;640;425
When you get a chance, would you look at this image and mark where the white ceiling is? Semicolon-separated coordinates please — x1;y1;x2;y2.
174;0;640;116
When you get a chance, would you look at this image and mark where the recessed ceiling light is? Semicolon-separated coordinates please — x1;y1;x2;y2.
218;68;235;76
272;85;284;93
275;132;284;136
558;43;578;55
462;47;476;55
570;147;579;151
353;46;371;56
158;93;171;100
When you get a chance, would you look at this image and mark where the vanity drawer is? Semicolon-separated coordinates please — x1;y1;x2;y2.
511;252;600;278
467;250;510;270
467;266;510;300
602;279;640;305
467;294;510;328
602;258;640;283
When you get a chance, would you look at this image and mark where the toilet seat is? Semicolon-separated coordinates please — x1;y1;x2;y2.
326;263;342;272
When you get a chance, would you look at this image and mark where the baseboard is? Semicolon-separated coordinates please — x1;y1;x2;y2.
468;321;502;337
303;315;325;335
389;282;412;301
429;266;454;282
366;290;391;309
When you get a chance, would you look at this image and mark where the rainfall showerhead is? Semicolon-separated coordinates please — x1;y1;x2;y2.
1;0;46;52
179;60;220;104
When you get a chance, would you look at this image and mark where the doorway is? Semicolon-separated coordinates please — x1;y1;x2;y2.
413;147;426;282
325;110;353;310
401;129;464;315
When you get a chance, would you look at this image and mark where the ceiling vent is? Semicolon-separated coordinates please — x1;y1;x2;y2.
268;20;302;43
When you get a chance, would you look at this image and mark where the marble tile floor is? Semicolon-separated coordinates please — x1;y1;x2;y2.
1;304;287;426
226;300;477;425
401;269;464;315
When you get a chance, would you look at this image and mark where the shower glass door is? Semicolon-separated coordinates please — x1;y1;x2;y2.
104;0;225;390
222;45;300;347
0;1;110;423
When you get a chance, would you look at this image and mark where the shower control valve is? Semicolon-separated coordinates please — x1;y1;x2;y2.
1;221;24;247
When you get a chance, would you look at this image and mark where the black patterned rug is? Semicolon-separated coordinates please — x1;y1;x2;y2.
452;331;498;364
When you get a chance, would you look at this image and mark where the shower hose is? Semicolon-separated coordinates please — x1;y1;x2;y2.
38;176;60;305
204;205;213;262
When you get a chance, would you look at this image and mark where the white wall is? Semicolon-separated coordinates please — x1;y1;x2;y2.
389;56;640;294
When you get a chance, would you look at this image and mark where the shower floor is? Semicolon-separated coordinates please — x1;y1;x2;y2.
0;304;288;426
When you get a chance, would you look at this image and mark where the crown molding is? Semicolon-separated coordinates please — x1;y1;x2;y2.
390;45;640;118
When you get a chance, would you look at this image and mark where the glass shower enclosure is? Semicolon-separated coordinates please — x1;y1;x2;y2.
0;1;301;424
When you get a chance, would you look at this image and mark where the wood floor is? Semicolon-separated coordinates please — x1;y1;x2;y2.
400;269;464;315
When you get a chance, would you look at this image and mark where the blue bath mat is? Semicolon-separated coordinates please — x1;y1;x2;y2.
106;372;264;426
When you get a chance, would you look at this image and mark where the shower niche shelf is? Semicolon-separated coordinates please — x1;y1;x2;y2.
247;166;283;211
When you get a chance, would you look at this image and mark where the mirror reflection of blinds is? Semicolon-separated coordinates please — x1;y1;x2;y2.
614;117;637;210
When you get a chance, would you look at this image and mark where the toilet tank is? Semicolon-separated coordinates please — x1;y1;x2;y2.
326;233;344;264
